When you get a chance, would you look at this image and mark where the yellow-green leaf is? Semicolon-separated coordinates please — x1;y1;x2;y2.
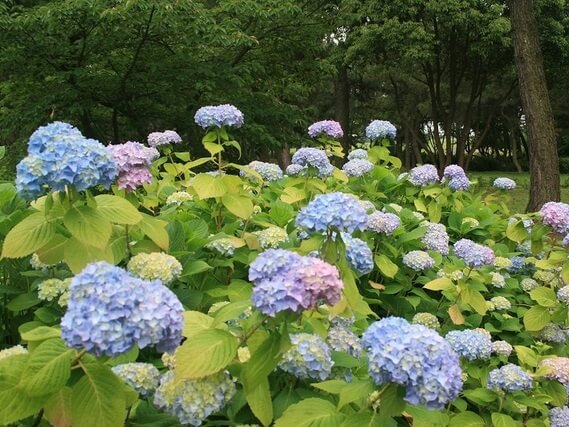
222;193;254;219
2;212;56;258
63;206;112;249
94;195;142;225
424;277;454;292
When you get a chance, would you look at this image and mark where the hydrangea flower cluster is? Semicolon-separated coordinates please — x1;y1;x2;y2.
442;165;470;191
127;252;182;285
326;325;362;357
494;256;513;270
194;104;244;128
402;250;435;271
490;272;506;288
341;232;373;274
30;253;54;270
342;159;374;177
489;296;511;311
558;286;569;305
421;222;450;255
285;164;305;176
359;199;376;213
366;211;400;235
347;148;368;160
493;177;516;190
445;330;492;360
537;323;568;343
112;363;160;397
0;345;28;360
154;370;236;426
290;148;333;177
61;262;183;356
147;130;182;147
362;317;463;409
534;269;556;283
16;122;117;199
241;161;283;182
510;256;534;274
205;238;237;257
365;120;397;140
253;227;288;248
462;217;479;228
492;341;513;357
108;141;159;191
408;164;439;187
307;120;344;139
520;278;539;292
486;364;533;392
453;239;495;268
249;249;343;316
37;278;70;302
540;202;569;235
279;333;334;380
550;407;569;427
539;357;569;384
296;192;367;233
412;313;441;330
165;191;193;206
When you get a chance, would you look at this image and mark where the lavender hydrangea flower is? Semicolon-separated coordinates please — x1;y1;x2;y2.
308;120;343;139
362;317;463;409
194;104;244;129
285;164;305;176
492;341;513;357
550;407;569;427
108;141;159;192
421;222;450;255
540;202;569;235
296;192;367;233
342;159;374;177
347;148;368;160
279;333;334;380
248;249;303;282
540;357;569;385
366;211;401;235
493;177;516;190
409;164;439;186
341;232;373;275
327;325;362;357
365;120;397;140
240;160;283;182
291;148;333;177
112;363;160;397
147;130;182;147
403;250;435;271
487;364;533;392
445;330;492;360
441;165;470;191
453;239;495;268
61;262;183;356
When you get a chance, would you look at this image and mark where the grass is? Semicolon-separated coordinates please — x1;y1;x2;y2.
470;171;569;214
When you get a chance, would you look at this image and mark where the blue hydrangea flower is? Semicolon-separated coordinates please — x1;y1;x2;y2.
487;364;533;392
327;325;362;357
509;256;535;274
493;177;516;190
448;175;471;191
61;262;183;357
421;222;449;255
537;323;568;343
308;120;343;139
365;120;397;140
409;164;439;186
492;341;513;357
279;333;334;380
241;161;283;182
341;232;373;275
441;165;470;190
285;164;305;176
445;330;492;360
362;317;463;409
112;363;160;397
558;286;569;305
296;192;367;233
194;104;244;128
27;121;83;154
147;130;182;147
347;148;368;160
154;370;236;426
550;407;569;427
366;211;400;235
342;159;374;177
248;249;302;282
402;250;435;271
453;239;495;268
291;148;333;177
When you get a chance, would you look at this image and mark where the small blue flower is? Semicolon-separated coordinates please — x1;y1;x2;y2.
342;159;374;177
487;364;533;392
550;407;569;427
453;239;495;268
308;120;343;139
366;211;400;235
112;363;160;397
347;149;368;160
241;161;283;182
341;233;373;275
291;148;333;177
327;325;362;357
402;250;435;271
409;164;439;186
421;222;449;255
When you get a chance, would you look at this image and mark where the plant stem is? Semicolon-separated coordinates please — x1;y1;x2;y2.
217;130;223;173
72;349;87;365
240;315;267;344
31;409;44;427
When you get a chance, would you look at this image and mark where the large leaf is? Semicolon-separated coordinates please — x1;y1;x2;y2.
44;387;73;427
529;287;558;308
2;211;56;258
182;311;215;338
63;206;112;248
64;237;114;273
71;360;126;427
245;376;273;427
36;233;67;265
191;173;227;199
274;398;345;427
523;306;551;331
94;195;142;225
243;333;284;390
222;193;254;219
138;214;169;250
424;277;454;292
175;329;238;379
374;254;398;278
491;413;517;427
448;411;485;427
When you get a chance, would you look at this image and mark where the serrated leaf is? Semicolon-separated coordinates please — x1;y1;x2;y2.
182;311;215;338
191;173;227;199
64;237;113;273
175;329;238;379
245;376;273;427
374;254;398;278
460;287;487;315
506;220;529;243
7;292;41;312
203;141;223;156
243;333;284;390
274;398;345;427
448;411;485;427
491;413;517;427
448;304;465;325
212;300;252;326
424;277;454;292
222;193;254;219
138;214;169;250
514;346;538;367
523;306;551;331
63;206;112;249
311;380;347;395
94;195;142;225
36;233;67;265
44;386;73;427
182;260;212;276
2;211;56;258
21;326;61;342
280;187;306;204
529;287;558;308
338;380;374;409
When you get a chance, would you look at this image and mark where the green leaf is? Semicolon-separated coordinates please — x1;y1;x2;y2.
460;288;488;315
222;193;254;219
448;411;485;427
243;333;284;390
21;326;60;342
529;287;558;308
513;346;538;367
463;388;498;405
245;376;273;427
71;360;126;427
63;206;112;249
378;384;406;420
269;202;295;226
506;220;529;243
280;187;306;204
182;311;215;338
337;380;374;409
182;260;212;276
542;380;568;406
523;306;551;331
341;413;383;427
311;380;346;395
44;387;73;427
2;211;56;258
423;277;454;292
64;237;114;274
191;173;227;199
405;405;450;426
94;195;142;225
138;214;169;250
428;201;442;223
175;329;238;379
223;140;242;158
374;254;398;278
397;225;427;244
22;338;74;396
203;141;223;156
7;292;41;312
212;300;252;326
491;413;517;427
36;233;67;265
274;398;345;427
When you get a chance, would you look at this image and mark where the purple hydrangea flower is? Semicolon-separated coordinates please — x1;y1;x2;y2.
194;104;244;129
445;329;492;360
108;141;159;192
453;239;495;268
296;192;368;233
291;147;333;177
366;211;401;235
342;159;374;177
540;202;569;235
550;407;569;427
362;317;463;410
402;250;435;271
558;286;569;305
365;120;397;140
308;120;343;139
347;149;368;160
409;164;439;186
493;177;516;190
279;333;334;380
147;130;182;147
341;232;373;275
442;165;466;180
539;357;569;385
487;364;533;392
421;222;450;255
537;323;568;343
441;165;470;191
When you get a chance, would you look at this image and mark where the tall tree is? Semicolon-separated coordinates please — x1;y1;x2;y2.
509;0;560;211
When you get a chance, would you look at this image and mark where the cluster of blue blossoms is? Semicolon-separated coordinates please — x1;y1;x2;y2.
279;333;334;380
408;164;439;186
296;192;368;233
445;329;492;360
327;325;362;357
493;177;517;190
421;222;450;255
550;407;569;427
347;148;368;160
289;147;333;177
453;238;495;268
16;122;117;199
402;250;435;272
365;120;397;140
340;232;374;274
442;165;470;191
342;158;374;177
241;160;283;182
362;317;463;409
486;364;533;392
61;262;183;356
111;363;160;397
194;104;244;128
307;120;344;139
366;211;401;235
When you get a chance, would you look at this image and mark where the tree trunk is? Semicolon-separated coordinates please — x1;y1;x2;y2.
334;65;350;155
509;0;560;211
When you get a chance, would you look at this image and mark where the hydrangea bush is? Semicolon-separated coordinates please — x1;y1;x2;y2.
1;112;569;427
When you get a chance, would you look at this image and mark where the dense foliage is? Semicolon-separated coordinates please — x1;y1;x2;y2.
1;111;569;426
